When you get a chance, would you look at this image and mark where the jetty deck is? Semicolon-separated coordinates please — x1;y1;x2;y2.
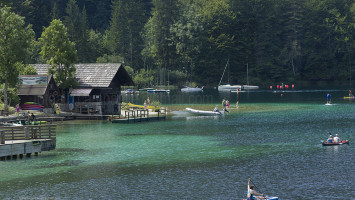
110;109;167;123
0;125;56;160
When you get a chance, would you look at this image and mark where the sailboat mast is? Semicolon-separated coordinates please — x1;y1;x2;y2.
247;63;249;85
219;58;229;86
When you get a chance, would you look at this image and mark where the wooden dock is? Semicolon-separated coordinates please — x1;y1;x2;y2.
110;109;167;123
0;125;56;160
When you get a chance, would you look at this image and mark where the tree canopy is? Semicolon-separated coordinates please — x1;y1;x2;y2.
1;0;355;87
39;19;77;89
0;6;34;110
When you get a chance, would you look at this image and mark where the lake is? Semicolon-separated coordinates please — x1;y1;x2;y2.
0;88;354;199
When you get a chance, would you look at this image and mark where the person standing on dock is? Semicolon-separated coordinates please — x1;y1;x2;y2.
16;104;19;117
31;113;36;123
327;93;331;104
147;97;150;106
144;100;147;110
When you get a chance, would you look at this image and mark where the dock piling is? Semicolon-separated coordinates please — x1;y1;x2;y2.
0;130;4;144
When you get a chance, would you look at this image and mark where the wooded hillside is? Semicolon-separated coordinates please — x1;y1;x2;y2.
2;0;355;87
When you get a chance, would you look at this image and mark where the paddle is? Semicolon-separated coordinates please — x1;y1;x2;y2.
250;178;265;197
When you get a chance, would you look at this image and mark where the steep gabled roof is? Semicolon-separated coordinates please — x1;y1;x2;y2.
33;63;134;88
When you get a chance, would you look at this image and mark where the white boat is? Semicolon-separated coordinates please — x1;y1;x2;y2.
123;89;139;94
242;85;259;90
243;63;259;90
147;89;170;93
139;88;155;91
218;84;242;91
218;59;242;91
181;86;203;92
185;108;224;116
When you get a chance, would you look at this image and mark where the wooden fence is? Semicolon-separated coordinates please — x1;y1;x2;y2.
0;125;56;143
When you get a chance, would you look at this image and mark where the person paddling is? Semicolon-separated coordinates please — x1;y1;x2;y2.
247;179;265;200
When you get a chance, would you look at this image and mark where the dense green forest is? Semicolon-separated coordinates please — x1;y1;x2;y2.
1;0;355;88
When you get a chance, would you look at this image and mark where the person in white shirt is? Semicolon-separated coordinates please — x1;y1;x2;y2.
333;134;340;143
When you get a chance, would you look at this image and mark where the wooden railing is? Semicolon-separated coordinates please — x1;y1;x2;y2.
0;125;56;143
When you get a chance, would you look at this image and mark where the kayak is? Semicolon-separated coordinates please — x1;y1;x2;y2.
242;197;278;200
322;140;349;146
24;121;47;125
127;103;155;109
344;96;354;99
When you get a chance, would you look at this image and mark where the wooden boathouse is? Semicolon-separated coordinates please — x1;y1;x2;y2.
17;74;59;109
0;125;56;160
33;63;134;115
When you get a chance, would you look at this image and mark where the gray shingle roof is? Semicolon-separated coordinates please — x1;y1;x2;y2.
32;63;134;88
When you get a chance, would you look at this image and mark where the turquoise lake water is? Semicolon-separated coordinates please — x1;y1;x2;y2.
0;88;354;199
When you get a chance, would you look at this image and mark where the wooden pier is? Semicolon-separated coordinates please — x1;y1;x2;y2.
110;109;167;123
0;125;56;160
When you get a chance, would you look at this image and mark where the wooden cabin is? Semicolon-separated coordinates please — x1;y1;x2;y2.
17;75;59;108
33;63;134;115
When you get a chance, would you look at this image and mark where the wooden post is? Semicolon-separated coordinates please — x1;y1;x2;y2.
39;126;42;139
49;125;52;139
11;128;14;140
25;127;29;140
0;130;5;144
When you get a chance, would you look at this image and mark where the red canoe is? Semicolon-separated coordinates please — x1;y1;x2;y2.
322;140;349;146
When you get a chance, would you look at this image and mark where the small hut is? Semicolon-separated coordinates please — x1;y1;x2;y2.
34;63;134;115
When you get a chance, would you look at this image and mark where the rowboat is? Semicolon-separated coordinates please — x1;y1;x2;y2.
185;108;224;116
322;140;349;146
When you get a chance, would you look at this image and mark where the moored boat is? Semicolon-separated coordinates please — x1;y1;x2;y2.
242;85;259;90
218;84;242;91
147;89;170;93
322;140;349;146
185;108;224;116
139;88;155;91
181;86;203;92
123;89;139;94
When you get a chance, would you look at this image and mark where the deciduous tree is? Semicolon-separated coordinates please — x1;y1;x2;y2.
39;19;77;90
0;7;34;111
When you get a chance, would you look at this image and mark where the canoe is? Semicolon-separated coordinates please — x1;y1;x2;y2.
23;102;41;105
322;140;349;146
186;108;224;116
21;105;44;108
24;121;47;125
21;108;43;110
